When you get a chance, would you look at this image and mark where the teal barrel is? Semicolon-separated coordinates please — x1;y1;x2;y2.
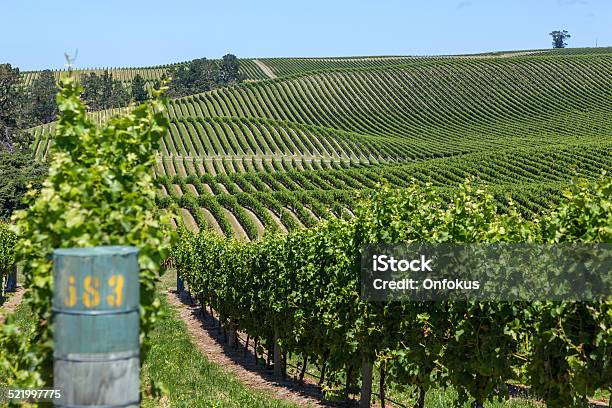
53;246;140;407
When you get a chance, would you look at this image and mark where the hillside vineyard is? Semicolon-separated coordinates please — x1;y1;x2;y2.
27;50;612;237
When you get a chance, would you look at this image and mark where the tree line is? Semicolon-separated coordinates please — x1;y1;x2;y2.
0;54;241;219
1;53;241;135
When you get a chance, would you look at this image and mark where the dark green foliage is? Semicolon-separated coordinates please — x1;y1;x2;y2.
28;70;58;123
219;54;241;85
0;63;29;152
167;58;218;98
131;73;148;103
0;222;16;286
81;70;130;111
550;30;571;49
175;177;611;407
0;63;49;219
167;56;242;98
0;149;47;219
527;176;612;408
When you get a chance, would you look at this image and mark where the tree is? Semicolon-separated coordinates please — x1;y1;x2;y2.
191;58;218;92
0;65;48;220
28;70;58;124
0;63;28;152
550;30;571;49
167;58;213;97
131;73;148;103
81;70;130;111
0;149;47;220
81;72;102;110
218;54;241;85
111;78;130;107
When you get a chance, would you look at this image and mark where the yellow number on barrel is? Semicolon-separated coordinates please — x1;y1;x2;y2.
64;275;77;307
83;276;100;308
107;274;125;307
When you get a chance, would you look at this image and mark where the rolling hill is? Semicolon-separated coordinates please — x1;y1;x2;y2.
26;50;612;238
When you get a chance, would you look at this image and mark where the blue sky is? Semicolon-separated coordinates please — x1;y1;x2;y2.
2;0;610;70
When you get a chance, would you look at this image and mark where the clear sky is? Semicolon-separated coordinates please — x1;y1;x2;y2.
2;0;610;71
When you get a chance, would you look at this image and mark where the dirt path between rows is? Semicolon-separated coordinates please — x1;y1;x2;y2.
0;287;26;325
254;59;277;79
166;289;334;407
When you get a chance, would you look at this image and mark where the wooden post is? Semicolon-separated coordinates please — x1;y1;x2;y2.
416;386;426;408
345;365;354;403
227;320;238;348
254;337;259;365
53;246;140;407
379;362;386;408
5;265;17;292
176;270;184;293
359;357;373;408
319;351;329;386
274;328;282;378
299;356;308;384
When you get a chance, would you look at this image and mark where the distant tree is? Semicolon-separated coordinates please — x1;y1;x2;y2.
189;58;217;93
550;30;571;49
111;79;130;107
218;54;241;85
81;70;130;110
0;63;30;152
0;149;47;219
152;73;168;92
28;70;58;124
0;64;48;218
81;72;102;110
167;58;218;97
131;73;148;103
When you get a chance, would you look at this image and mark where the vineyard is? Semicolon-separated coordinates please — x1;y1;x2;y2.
25;51;612;238
12;48;611;406
26;51;612;238
160;49;610;406
174;176;612;407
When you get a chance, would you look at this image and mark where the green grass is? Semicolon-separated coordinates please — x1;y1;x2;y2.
390;387;540;408
140;271;299;408
285;355;541;408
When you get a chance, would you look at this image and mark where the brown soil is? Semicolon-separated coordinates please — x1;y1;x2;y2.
221;208;248;240
253;60;277;79
180;208;200;232
0;287;26;325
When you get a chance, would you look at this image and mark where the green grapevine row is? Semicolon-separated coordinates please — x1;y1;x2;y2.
160;142;611;237
0;223;16;290
174;176;611;407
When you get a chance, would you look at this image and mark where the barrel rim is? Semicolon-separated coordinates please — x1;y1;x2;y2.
52;307;140;316
53;246;140;257
53;400;140;408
